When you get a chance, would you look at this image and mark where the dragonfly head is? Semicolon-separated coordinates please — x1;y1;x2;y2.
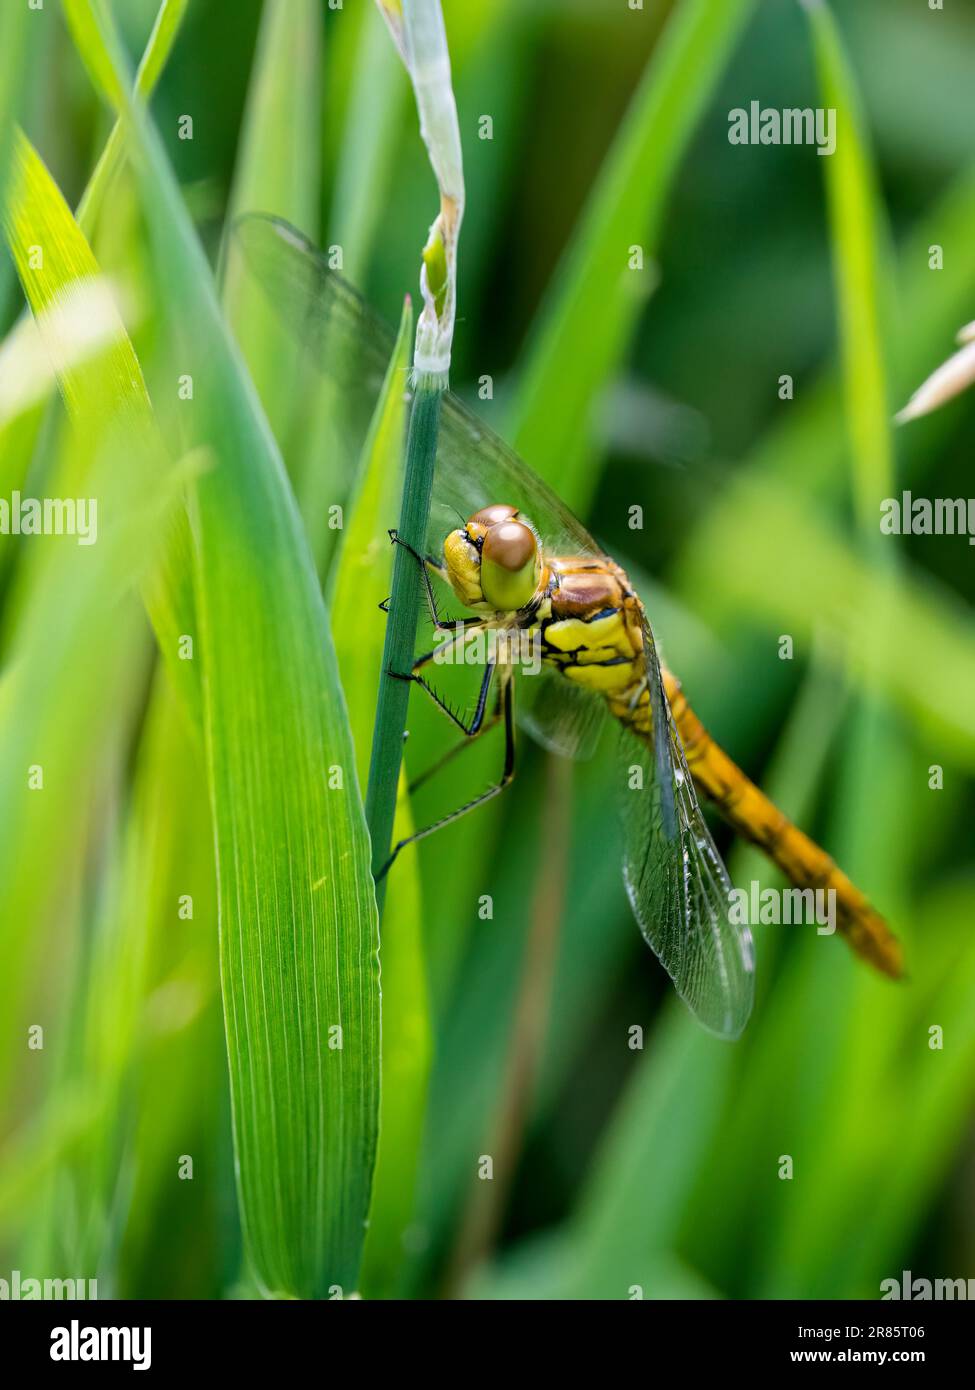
444;504;541;613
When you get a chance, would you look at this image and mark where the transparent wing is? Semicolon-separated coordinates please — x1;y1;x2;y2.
516;664;608;762
233;214;608;564
231;213;400;533
619;615;754;1038
233;213;394;399
432;394;604;560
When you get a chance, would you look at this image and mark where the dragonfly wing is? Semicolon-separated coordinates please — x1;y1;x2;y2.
232;213;401;529
234;215;612;564
618;616;754;1038
517;664;608;761
232;213;394;396
433;392;606;560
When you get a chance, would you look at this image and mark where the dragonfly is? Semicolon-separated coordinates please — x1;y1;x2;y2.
236;213;904;1040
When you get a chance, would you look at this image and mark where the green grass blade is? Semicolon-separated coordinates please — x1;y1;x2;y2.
679;473;975;761
673;163;975;764
0;121;195;1117
0;443;188;1112
330;299;433;1296
67;0;381;1297
76;0;189;235
365;0;466;885
805;0;895;523
365;381;443;902
2;127;197;718
508;0;757;510
4;129;149;416
113;674;225;1298
0;0;189;562
750;0;908;1299
331;298;414;788
328;9;406;287
358;811;429;1296
700;165;975;509
222;0;322;445
0;0;33;331
0;0;35;198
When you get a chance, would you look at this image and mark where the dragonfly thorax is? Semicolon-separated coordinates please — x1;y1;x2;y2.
443;504;542;615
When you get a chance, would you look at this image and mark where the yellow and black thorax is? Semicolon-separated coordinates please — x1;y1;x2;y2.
528;555;652;737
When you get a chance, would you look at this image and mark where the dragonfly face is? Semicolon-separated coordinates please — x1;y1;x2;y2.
443;505;542;614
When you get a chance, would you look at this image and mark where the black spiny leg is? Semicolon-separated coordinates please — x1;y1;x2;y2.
375;672;517;880
409;711;502;795
390;652;494;738
383;529;490;728
388;529;468;633
408;668;504;793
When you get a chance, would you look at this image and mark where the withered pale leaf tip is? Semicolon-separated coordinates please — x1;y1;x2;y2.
895;331;975;425
375;0;464;381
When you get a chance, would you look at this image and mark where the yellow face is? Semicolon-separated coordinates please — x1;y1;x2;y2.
443;504;542;613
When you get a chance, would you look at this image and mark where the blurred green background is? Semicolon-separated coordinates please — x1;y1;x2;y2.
1;0;974;1301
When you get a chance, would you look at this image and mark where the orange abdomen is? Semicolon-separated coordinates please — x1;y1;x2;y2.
663;670;903;979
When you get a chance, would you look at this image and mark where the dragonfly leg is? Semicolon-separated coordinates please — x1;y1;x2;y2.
409;621;486;675
375;674;516;880
409;709;502;794
389;528;467;632
626;674;648;712
389;650;494;737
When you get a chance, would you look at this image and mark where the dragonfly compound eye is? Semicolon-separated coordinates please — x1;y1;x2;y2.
469;503;519;529
480;520;540;611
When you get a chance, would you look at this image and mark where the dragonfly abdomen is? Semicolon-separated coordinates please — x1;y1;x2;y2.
662;670;904;979
534;554;901;978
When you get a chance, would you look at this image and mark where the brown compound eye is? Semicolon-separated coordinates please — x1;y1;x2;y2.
468;503;519;530
480;519;540;611
483;520;535;570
